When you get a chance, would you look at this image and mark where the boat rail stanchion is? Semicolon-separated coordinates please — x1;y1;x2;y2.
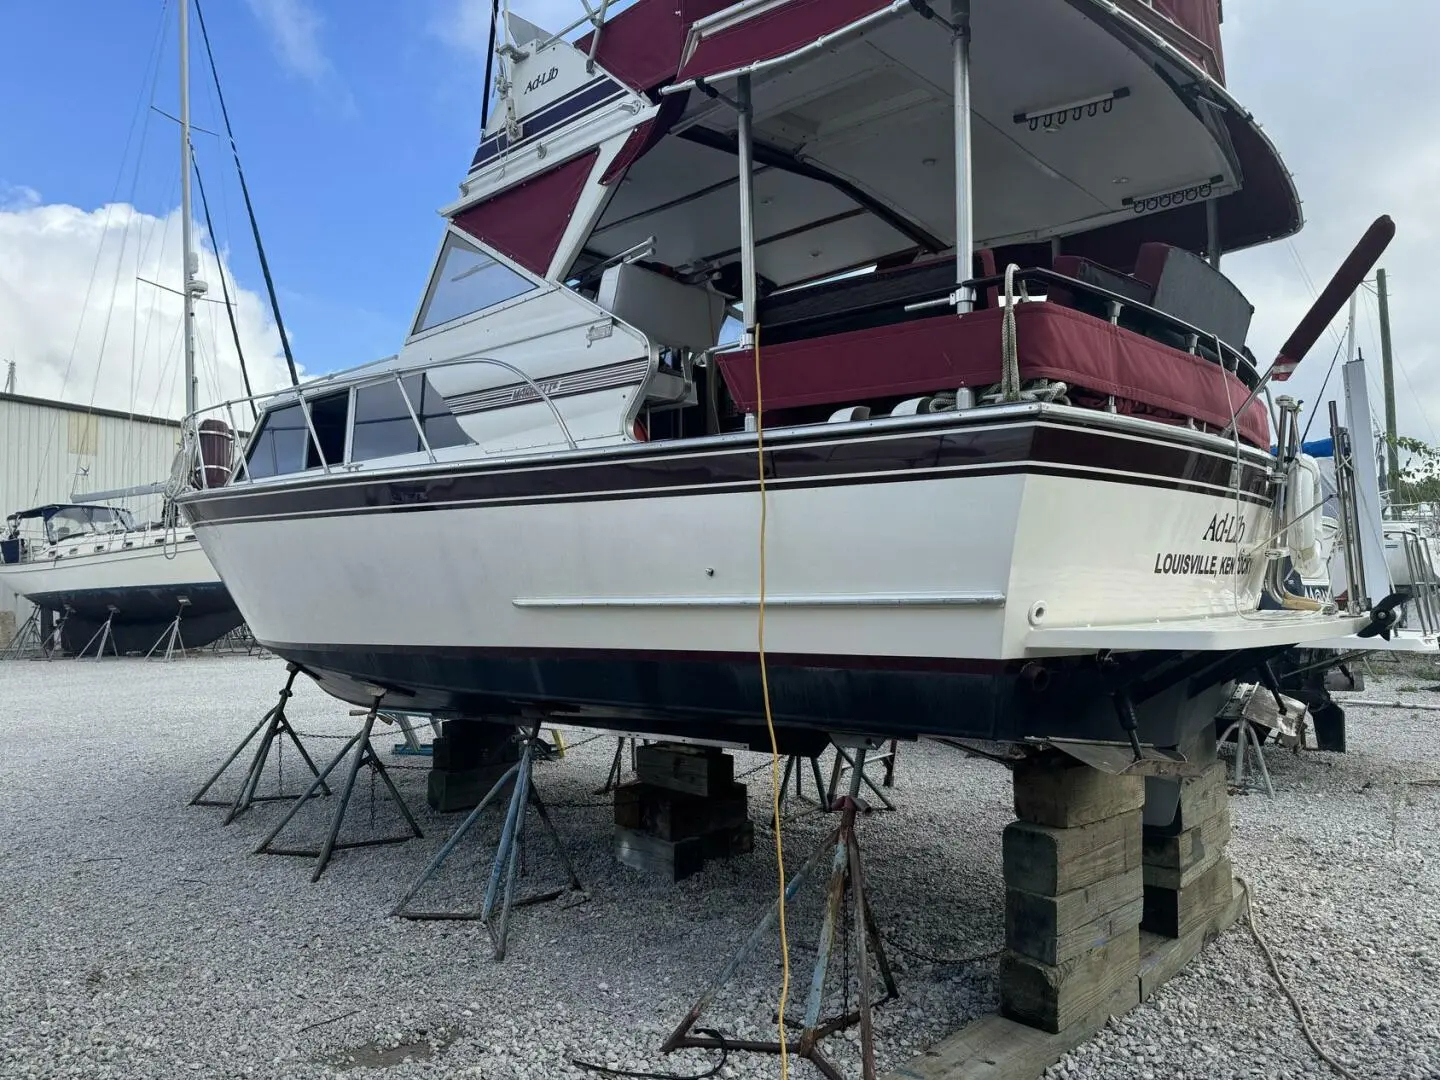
75;605;120;661
392;723;585;961
190;662;332;823
662;744;898;1080
146;596;191;661
254;689;425;882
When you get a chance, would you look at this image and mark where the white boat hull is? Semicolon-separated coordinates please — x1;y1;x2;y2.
180;408;1340;743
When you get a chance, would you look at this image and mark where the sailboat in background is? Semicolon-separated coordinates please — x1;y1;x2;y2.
0;0;285;656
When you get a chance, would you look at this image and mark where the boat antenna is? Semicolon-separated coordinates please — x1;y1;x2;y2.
1223;215;1395;440
180;0;200;417
481;0;500;130
192;0;301;389
192;157;258;419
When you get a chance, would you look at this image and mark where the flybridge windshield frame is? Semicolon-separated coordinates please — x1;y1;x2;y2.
404;226;549;344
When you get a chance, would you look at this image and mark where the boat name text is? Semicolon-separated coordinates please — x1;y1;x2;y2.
1201;512;1246;544
525;68;560;94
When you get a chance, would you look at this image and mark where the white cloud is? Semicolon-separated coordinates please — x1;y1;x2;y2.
245;0;333;84
431;0;640;57
0;196;296;419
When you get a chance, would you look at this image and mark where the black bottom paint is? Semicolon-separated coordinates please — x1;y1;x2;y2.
29;583;244;656
268;642;1235;751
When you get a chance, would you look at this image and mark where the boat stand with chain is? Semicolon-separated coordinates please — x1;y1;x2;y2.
190;663;331;824
595;736;641;795
146;597;190;661
776;753;830;813
75;605;120;660
393;724;584;961
662;745;898;1080
827;741;899;812
254;691;424;881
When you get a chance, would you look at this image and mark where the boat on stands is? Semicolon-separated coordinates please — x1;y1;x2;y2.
178;0;1396;754
0;0;277;657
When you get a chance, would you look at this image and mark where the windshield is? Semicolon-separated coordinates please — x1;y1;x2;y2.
44;506;135;543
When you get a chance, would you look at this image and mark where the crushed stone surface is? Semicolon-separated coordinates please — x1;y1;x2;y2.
0;654;1434;1079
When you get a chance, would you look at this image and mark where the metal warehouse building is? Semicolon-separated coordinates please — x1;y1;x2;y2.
0;391;182;642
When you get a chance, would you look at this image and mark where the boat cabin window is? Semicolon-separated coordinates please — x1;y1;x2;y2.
413;232;534;334
44;505;134;543
350;374;470;462
245;402;311;479
307;391;350;470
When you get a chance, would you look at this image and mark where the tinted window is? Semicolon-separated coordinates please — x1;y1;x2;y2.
414;233;534;333
245;403;310;479
350;375;470;462
307;391;349;469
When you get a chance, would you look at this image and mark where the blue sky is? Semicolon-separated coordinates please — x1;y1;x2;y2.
0;0;510;379
3;0;1439;441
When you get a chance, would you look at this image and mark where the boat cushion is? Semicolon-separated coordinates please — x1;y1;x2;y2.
716;302;1269;448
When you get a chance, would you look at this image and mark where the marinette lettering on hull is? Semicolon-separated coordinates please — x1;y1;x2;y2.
1151;513;1258;576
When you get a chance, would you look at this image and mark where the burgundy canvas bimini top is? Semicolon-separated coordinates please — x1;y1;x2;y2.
674;0;894;84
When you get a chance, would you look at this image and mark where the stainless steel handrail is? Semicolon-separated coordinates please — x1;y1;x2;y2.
183;352;578;490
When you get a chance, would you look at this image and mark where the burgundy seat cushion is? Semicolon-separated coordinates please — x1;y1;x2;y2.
718;303;1268;448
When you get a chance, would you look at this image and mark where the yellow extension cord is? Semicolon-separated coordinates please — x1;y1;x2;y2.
753;322;792;1077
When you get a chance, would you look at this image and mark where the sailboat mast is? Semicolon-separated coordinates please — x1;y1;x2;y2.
179;0;198;417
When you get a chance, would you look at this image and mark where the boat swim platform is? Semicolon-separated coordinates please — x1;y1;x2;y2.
1025;611;1369;653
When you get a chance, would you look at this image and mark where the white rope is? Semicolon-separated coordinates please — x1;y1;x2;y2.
1000;264;1022;401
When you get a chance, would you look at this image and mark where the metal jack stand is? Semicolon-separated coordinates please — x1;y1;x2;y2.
1;608;42;660
663;747;898;1080
76;606;119;660
393;726;584;961
1219;716;1275;798
146;597;190;660
776;753;830;813
190;664;331;824
255;692;424;881
828;743;897;811
595;736;640;795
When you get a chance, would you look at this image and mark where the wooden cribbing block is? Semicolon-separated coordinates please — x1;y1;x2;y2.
1013;755;1146;829
999;927;1140;1033
635;743;735;797
613;781;749;841
1006;867;1143;967
1146;761;1228;837
1142;856;1234;938
1142;807;1231;873
1003;810;1142;896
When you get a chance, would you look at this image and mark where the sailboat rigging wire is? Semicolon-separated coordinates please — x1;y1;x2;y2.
1300;336;1347;445
753;322;792;1080
193;0;300;389
31;0;172;508
192;158;258;417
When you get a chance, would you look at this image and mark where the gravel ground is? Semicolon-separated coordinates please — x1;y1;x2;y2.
0;654;1436;1080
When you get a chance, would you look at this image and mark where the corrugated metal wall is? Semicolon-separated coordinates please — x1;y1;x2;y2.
0;394;182;627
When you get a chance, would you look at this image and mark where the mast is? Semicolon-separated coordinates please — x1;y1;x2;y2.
1377;267;1399;497
179;0;200;417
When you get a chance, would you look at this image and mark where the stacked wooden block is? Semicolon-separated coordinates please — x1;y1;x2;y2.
426;721;520;812
999;755;1145;1033
613;743;753;881
1141;760;1233;939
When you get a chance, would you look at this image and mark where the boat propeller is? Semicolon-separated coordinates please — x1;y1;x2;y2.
1357;591;1408;640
